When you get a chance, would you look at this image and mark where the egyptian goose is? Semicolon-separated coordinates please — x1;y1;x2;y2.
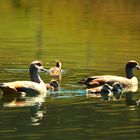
79;60;140;94
0;61;47;101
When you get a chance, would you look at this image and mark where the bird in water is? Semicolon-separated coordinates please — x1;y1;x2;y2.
0;61;47;102
49;60;62;82
86;82;123;101
79;60;140;99
46;80;60;91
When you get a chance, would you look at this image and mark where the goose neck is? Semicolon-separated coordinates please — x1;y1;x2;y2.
125;67;133;79
30;68;41;83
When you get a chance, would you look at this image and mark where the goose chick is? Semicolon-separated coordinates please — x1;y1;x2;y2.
46;80;60;91
100;84;113;101
49;61;62;77
112;82;123;100
86;84;113;101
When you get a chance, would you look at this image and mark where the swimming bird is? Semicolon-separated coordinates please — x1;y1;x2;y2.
86;82;123;100
112;82;123;100
49;60;62;81
86;83;113;100
0;61;47;101
46;80;60;91
79;60;140;93
100;84;113;101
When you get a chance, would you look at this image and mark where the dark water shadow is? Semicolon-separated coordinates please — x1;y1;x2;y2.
1;94;47;126
125;92;140;106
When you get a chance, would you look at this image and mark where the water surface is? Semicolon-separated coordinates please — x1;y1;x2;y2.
0;0;140;140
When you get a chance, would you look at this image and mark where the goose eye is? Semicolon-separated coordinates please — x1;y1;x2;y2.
37;62;42;66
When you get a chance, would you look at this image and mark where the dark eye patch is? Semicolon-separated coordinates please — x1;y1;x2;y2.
36;62;42;66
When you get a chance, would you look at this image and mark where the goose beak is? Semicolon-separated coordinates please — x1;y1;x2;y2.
41;68;48;72
40;66;48;72
136;65;140;70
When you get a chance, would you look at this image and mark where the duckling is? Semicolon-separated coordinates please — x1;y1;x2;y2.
112;82;123;100
0;61;47;101
49;80;60;91
86;84;113;101
46;80;60;91
49;61;62;77
86;82;123;101
78;60;140;92
100;84;113;101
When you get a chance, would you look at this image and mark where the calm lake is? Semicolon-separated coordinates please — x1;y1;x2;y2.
0;0;140;140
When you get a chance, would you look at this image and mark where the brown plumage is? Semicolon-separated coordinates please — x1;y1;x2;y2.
49;61;62;80
0;61;47;101
79;60;140;94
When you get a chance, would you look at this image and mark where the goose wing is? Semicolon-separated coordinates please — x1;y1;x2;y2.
79;75;130;87
0;81;45;96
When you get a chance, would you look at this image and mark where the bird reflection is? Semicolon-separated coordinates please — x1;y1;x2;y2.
125;92;140;106
1;94;46;125
30;101;46;125
85;82;140;107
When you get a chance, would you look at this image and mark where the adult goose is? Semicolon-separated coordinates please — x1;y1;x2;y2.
0;61;47;100
79;60;140;93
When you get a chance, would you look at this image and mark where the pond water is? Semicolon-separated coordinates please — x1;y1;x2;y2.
0;0;140;139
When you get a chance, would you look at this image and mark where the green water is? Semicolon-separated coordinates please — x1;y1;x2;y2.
0;0;140;139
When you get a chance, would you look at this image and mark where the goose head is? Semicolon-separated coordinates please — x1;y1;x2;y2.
30;61;47;83
30;61;47;72
125;60;140;79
